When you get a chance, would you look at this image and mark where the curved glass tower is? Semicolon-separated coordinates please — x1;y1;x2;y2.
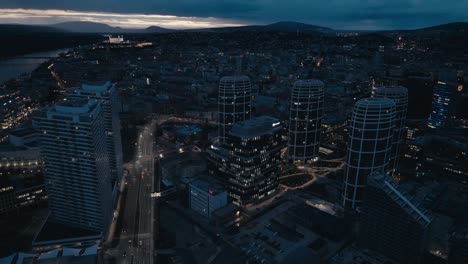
342;98;396;209
218;75;251;143
288;79;325;163
374;86;408;173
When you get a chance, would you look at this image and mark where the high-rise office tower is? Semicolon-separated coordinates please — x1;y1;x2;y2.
374;86;408;173
427;81;452;128
218;75;251;143
68;82;123;188
288;79;325;163
208;116;281;206
342;98;395;209
358;171;432;264
33;100;112;233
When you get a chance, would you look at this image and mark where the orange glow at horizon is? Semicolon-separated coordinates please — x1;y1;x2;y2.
0;8;246;29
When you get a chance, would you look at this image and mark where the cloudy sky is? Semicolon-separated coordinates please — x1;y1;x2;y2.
0;0;466;30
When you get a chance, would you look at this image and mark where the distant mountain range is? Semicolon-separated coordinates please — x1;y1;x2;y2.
49;21;333;34
0;23;103;58
51;21;174;33
193;21;334;34
0;24;64;34
1;21;467;35
413;22;468;32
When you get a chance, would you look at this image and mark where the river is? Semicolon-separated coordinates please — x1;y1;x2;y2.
0;49;69;84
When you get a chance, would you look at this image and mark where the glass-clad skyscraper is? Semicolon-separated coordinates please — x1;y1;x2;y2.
427;81;452;128
208;116;281;206
358;171;432;264
374;86;408;173
288;79;324;163
218;75;251;143
34;99;113;233
68;82;123;189
342;98;396;209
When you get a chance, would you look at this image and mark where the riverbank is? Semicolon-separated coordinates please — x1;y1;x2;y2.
0;25;102;58
0;49;70;84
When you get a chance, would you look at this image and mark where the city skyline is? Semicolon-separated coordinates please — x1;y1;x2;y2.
0;3;467;263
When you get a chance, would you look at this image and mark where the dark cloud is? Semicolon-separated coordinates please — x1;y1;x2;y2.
0;0;260;16
0;0;466;29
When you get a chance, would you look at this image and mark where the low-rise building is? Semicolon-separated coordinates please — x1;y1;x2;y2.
189;178;228;219
0;145;45;216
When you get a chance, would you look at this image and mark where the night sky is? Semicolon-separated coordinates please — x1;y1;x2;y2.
0;0;467;29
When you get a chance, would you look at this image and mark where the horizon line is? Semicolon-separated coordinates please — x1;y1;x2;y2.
0;8;466;31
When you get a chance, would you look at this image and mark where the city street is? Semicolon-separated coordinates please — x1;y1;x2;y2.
116;120;156;264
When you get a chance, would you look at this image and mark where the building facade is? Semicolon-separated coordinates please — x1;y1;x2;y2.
410;135;468;183
208;116;281;206
427;81;453;129
218;75;251;143
373;86;408;173
0;90;29;135
68;82;123;188
0;146;45;216
342;98;396;209
189;178;228;219
358;171;432;264
288;79;325;163
33;100;112;233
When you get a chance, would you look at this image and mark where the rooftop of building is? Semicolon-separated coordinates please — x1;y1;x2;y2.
412;134;468;153
219;75;250;83
374;86;408;95
293;79;324;88
355;97;396;108
190;177;224;195
229;115;281;138
53;99;99;115
397;181;445;213
71;81;113;95
34;220;100;244
368;171;435;227
287;202;349;240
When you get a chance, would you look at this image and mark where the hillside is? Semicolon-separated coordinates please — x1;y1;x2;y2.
0;24;103;58
51;21;174;33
